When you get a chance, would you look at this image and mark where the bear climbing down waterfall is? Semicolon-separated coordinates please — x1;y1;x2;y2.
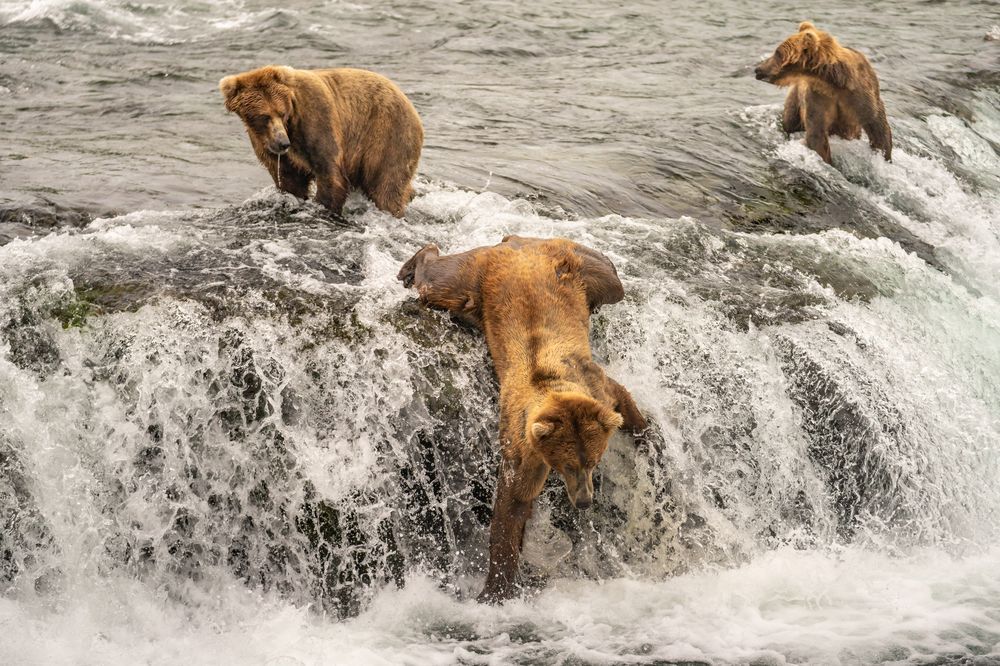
398;236;649;603
754;22;892;164
220;66;424;217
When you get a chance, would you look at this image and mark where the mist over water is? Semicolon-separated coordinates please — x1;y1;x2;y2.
2;1;1000;665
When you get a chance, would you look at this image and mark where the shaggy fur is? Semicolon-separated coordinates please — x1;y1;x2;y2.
220;66;423;217
755;22;892;163
398;236;647;603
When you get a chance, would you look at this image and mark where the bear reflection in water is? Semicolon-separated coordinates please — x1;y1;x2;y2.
398;236;649;603
220;65;424;217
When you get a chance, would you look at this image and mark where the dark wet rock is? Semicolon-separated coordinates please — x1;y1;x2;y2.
618;221;897;331
0;200;96;245
0;302;61;374
774;332;914;537
506;622;542;644
0;284;75;374
0;435;58;592
719;173;941;271
4;199;370;329
22;289;506;617
295;490;404;618
422;620;480;642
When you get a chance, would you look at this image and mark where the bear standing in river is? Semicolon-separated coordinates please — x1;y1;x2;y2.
220;66;424;217
755;22;892;164
398;236;648;602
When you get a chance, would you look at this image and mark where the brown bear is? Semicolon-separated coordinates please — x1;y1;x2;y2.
754;22;892;164
398;235;648;603
220;66;423;217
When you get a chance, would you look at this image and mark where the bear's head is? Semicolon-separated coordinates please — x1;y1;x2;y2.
527;391;624;510
754;22;849;87
220;66;296;156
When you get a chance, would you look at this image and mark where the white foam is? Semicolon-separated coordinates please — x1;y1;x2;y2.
0;218;190;284
2;547;997;665
749;104;1000;303
0;0;292;44
927;114;1000;177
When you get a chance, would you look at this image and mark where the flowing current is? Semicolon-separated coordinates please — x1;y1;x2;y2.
2;1;1000;664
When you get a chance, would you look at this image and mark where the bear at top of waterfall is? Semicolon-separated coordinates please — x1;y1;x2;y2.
397;235;649;603
754;22;892;164
219;66;424;218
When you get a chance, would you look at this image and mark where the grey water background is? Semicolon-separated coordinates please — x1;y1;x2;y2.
1;0;993;223
2;1;1000;664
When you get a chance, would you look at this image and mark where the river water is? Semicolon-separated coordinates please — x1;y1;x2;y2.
1;1;999;664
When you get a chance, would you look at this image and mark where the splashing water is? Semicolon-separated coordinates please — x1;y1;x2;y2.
2;177;999;664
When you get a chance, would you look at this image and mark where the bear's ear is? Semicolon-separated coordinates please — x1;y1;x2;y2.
798;21;816;32
531;421;555;440
599;409;625;431
219;75;242;110
799;29;820;52
268;65;294;84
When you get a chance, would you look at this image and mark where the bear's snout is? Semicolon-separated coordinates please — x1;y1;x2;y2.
564;469;594;510
270;133;291;155
754;62;776;81
754;56;780;82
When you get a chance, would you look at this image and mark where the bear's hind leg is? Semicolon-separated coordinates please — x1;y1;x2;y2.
366;169;414;219
397;244;483;326
860;97;893;162
397;243;440;288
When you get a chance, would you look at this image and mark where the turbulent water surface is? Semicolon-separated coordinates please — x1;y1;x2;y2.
2;1;1000;664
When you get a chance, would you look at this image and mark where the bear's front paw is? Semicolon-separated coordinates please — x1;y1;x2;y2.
476;569;521;604
397;243;440;288
476;585;515;605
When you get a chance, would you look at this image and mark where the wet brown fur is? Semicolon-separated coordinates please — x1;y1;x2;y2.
220;66;423;217
755;22;892;163
397;236;647;603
